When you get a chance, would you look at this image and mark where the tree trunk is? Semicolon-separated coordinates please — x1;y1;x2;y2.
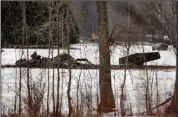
167;2;178;116
47;1;52;116
66;3;73;116
176;2;178;116
96;1;115;113
55;2;61;116
52;43;56;115
18;3;25;116
23;2;33;116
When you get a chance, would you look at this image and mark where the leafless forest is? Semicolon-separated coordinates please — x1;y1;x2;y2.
1;1;178;117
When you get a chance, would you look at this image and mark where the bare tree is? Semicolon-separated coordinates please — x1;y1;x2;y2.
120;2;177;115
169;1;178;115
176;2;178;116
148;2;177;115
22;2;33;116
66;2;73;116
96;1;115;114
0;1;1;113
55;1;62;116
47;1;52;116
120;3;131;116
18;2;25;117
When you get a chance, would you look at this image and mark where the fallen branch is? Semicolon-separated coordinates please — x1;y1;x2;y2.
151;96;172;111
141;96;172;115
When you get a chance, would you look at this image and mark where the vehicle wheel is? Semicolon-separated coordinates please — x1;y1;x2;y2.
152;47;154;51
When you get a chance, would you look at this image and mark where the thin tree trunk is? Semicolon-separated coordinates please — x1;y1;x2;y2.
155;73;160;113
52;44;56;115
56;2;61;115
18;2;26;117
47;52;50;117
14;48;18;113
56;36;60;117
120;3;131;116
23;2;32;116
0;0;1;112
19;67;22;117
60;7;65;115
47;1;52;116
66;3;73;116
96;1;115;113
50;2;56;115
120;44;130;116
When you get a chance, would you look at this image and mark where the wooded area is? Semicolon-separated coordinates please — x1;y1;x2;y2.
2;1;79;47
1;1;178;117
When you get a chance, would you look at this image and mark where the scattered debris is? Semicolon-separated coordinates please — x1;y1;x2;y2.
31;51;37;59
152;43;168;51
15;52;95;69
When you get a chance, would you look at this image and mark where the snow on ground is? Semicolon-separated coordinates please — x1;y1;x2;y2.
1;68;175;115
1;44;176;66
1;44;176;115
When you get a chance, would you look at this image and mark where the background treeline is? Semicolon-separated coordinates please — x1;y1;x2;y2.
1;1;79;47
2;1;177;47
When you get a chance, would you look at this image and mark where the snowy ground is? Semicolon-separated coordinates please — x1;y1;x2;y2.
1;44;176;66
1;68;175;115
1;44;176;116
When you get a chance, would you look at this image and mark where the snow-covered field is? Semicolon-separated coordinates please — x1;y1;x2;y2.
1;44;176;116
1;43;176;66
